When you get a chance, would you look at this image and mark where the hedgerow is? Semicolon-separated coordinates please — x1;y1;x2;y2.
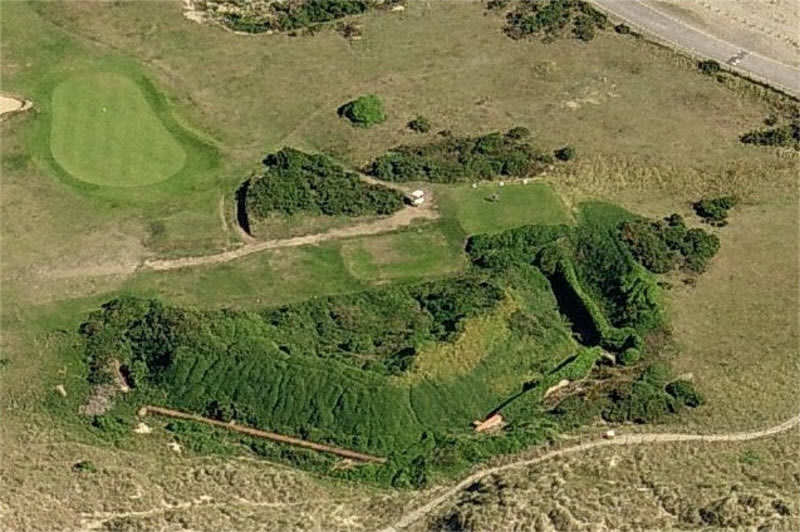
366;128;555;183
740;121;800;149
501;0;608;42
205;0;394;34
243;148;404;220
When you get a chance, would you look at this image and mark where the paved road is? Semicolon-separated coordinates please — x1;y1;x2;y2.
588;0;800;97
381;411;800;531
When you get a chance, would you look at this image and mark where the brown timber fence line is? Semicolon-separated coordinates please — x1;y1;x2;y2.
140;405;387;464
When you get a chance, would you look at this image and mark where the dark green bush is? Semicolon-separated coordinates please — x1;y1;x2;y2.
243;148;404;219
619;213;720;274
618;347;641;366
407;116;432;133
698;59;721;76
72;460;97;473
554;145;576;161
367;128;553;183
740;122;800;148
338;94;387;127
692;196;738;226
665;379;704;408
614;23;631;34
506;126;531;140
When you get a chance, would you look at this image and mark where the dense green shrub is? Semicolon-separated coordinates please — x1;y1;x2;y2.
619;213;721;273
693;196;739;226
740;121;799;148
243;148;404;219
666;379;704;408
338;94;387;127
72;460;97;473
407;116;432;133
698;59;721;76
601;363;678;423
367;128;553;183
554;145;576;161
618;347;641;366
503;0;607;42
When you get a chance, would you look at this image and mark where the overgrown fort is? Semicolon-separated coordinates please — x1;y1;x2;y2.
2;0;798;530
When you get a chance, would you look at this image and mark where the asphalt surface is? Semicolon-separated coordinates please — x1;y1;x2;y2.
588;0;800;97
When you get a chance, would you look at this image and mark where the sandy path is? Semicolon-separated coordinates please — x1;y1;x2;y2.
141;405;386;463
381;412;800;531
142;203;438;272
0;95;32;117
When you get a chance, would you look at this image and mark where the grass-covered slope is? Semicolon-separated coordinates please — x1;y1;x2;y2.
50;72;187;187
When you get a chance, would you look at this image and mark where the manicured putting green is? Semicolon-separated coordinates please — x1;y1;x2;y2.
50;73;186;187
439;181;572;234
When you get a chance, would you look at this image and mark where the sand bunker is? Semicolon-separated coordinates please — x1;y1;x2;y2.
0;95;31;117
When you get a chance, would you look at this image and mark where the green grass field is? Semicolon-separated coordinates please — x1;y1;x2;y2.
340;225;466;282
438;181;573;234
51;72;186;186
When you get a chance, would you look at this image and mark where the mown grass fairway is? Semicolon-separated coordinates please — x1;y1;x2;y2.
51;72;186;186
340;226;465;282
439;182;572;234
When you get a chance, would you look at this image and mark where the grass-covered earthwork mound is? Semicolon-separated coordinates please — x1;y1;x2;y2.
78;201;713;487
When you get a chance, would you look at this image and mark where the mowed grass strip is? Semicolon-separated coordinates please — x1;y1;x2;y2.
438;181;572;235
50;72;186;186
340;226;466;282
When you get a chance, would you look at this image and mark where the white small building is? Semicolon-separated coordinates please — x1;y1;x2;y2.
407;189;426;207
410;189;425;199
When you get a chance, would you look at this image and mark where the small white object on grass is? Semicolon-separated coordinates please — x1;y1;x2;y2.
604;429;616;439
522;178;529;185
499;181;505;187
55;384;67;397
471;183;478;189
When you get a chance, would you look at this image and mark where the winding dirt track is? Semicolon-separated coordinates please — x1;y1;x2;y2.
381;412;800;531
143;203;438;272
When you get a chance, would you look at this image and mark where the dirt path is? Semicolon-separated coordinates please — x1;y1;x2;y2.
381;412;800;531
0;94;32;117
143;202;438;272
141;405;386;463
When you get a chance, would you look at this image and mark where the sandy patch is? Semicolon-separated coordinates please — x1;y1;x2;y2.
0;95;31;117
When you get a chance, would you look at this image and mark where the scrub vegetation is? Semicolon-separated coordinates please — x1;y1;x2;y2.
79;202;713;486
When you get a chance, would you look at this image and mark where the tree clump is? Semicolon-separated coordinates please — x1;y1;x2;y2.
338;94;387;127
366;127;556;183
619;214;720;273
407;116;432;133
692;196;739;227
243;148;404;219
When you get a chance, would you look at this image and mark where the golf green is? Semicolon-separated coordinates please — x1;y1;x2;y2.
50;72;186;187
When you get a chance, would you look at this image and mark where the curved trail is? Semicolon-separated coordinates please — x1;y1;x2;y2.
143;203;438;272
381;412;800;531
